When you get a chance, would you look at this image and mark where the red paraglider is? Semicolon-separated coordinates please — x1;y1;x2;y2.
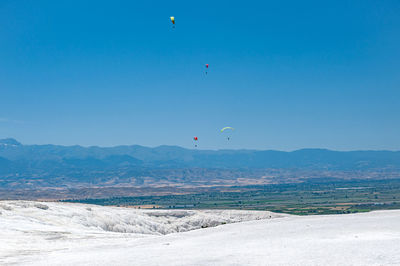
194;136;198;141
193;136;198;147
205;64;209;75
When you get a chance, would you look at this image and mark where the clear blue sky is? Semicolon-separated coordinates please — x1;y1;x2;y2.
1;0;399;150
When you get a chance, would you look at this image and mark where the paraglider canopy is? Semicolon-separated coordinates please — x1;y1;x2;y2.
170;16;175;24
194;136;198;141
205;64;209;68
221;127;234;132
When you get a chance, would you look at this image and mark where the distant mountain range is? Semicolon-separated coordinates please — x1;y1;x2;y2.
1;138;400;169
1;138;400;190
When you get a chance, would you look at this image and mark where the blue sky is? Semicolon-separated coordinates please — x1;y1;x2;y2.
1;0;399;150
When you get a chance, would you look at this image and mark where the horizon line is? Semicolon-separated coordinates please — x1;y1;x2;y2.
1;138;399;153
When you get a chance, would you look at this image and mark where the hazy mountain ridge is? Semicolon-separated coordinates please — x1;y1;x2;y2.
1;138;400;190
1;138;400;169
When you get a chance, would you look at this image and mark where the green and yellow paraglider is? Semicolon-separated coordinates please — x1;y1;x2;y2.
221;127;234;141
221;127;234;132
170;16;175;28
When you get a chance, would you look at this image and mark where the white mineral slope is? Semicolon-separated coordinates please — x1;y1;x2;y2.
1;201;400;265
0;200;283;265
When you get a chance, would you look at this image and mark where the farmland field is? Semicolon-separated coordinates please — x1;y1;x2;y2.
65;179;400;215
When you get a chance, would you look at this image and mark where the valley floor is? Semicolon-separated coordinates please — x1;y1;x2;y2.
1;201;400;265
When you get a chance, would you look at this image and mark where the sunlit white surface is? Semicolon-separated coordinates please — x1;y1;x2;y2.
1;201;400;265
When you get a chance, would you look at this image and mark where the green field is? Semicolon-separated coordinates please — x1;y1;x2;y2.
64;179;400;215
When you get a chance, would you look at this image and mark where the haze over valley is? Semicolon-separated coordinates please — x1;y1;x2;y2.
1;138;400;200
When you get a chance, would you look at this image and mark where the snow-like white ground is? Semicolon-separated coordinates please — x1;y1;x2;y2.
1;201;400;265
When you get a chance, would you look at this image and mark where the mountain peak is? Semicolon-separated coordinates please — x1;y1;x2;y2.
0;138;22;146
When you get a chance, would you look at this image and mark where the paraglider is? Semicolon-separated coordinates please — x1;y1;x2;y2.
221;127;234;141
170;16;175;28
193;136;198;147
205;64;209;75
221;127;234;133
